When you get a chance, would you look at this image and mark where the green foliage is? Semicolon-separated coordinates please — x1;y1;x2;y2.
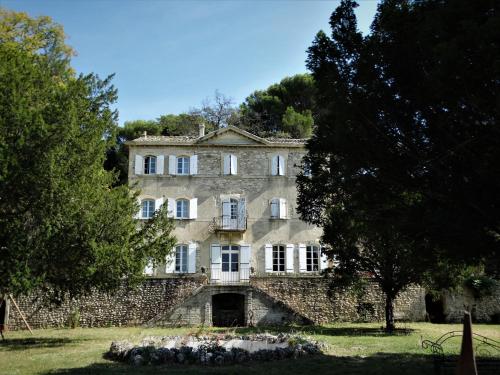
239;74;316;137
298;0;500;330
0;30;175;302
282;107;313;138
67;309;80;329
464;275;497;299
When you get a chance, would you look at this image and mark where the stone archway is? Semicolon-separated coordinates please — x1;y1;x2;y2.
212;293;245;327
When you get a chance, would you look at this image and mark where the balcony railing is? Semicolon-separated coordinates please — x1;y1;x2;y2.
210;267;250;284
212;215;247;232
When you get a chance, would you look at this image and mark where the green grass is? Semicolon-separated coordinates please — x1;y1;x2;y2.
1;323;499;375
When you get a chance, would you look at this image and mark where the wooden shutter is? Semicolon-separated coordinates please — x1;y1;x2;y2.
190;155;198;175
167;198;175;218
238;198;246;229
240;244;251;281
211;244;222;282
286;244;294;273
169;155;176;175
135;155;143;175
278;155;285;176
298;243;307;272
144;259;154;276
265;244;273;273
157;155;165;175
189;198;198;219
230;154;237;175
222;198;230;228
270;198;279;218
188;243;196;273
165;250;175;273
155;197;164;212
223;154;230;175
320;250;329;270
279;198;287;219
271;155;278;176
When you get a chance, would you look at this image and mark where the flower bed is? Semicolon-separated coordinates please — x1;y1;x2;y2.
107;333;325;366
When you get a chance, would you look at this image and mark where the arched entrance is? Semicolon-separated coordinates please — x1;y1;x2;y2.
212;293;245;327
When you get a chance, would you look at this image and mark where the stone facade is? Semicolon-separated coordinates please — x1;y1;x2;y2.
441;284;500;323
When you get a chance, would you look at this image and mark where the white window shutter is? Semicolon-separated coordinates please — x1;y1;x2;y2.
270;198;279;219
240;244;251;281
223;154;230;175
190;155;198;175
167;198;175;218
135;155;143;175
320;250;329;270
230;154;237;175
265;244;273;272
169;155;176;175
156;155;165;175
211;244;221;282
189;198;198;219
299;243;307;272
271;155;278;176
165;250;175;273
144;259;154;276
238;198;246;229
134;198;142;219
286;244;294;273
155;197;164;212
188;243;196;273
278;155;285;176
279;198;287;219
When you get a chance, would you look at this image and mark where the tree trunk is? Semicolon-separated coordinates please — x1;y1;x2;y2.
385;294;395;333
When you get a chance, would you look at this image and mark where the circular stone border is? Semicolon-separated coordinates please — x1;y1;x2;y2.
107;332;326;366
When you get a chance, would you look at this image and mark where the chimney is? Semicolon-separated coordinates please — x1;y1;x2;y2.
199;123;205;137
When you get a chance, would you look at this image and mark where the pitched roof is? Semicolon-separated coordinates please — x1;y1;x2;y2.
127;125;307;147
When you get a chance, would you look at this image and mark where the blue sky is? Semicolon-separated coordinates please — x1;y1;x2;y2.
3;0;378;125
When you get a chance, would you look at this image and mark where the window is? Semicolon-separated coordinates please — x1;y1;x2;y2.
144;156;156;174
176;199;189;219
303;161;312;177
141;199;155;219
270;198;287;219
271;155;285;176
175;245;188;273
177;156;190;175
230;198;238;219
223;154;237;175
221;245;239;272
306;245;320;272
273;245;285;272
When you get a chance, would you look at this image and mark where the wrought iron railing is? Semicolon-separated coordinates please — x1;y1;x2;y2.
210;267;250;284
211;215;247;232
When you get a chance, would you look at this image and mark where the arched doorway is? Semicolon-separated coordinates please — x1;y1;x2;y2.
212;293;245;327
425;293;445;323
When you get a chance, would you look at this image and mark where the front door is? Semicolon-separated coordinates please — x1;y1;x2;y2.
221;245;239;283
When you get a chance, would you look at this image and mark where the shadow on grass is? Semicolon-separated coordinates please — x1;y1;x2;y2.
39;353;440;375
0;337;80;351
208;325;414;337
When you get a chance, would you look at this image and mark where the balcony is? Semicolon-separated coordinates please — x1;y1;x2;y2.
212;214;247;232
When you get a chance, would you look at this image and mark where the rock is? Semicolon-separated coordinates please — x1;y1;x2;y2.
176;352;185;363
214;355;224;365
132;354;144;366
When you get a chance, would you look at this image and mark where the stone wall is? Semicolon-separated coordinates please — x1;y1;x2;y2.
8;276;428;330
8;277;206;330
442;284;500;323
250;277;427;324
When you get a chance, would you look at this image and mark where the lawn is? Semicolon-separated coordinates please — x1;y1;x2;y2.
1;323;499;375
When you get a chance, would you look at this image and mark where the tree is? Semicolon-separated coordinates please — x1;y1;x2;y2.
0;8;75;79
282;107;313;138
0;25;175;302
239;74;316;137
298;0;500;331
190;90;238;129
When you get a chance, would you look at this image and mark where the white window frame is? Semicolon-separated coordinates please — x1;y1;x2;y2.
270;198;287;219
176;199;189;219
177;156;190;175
175;244;188;273
306;245;320;272
141;199;155;219
144;155;157;175
272;244;286;272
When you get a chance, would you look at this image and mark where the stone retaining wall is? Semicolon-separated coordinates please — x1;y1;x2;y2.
442;284;500;323
250;277;427;324
8;276;428;330
8;277;207;330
